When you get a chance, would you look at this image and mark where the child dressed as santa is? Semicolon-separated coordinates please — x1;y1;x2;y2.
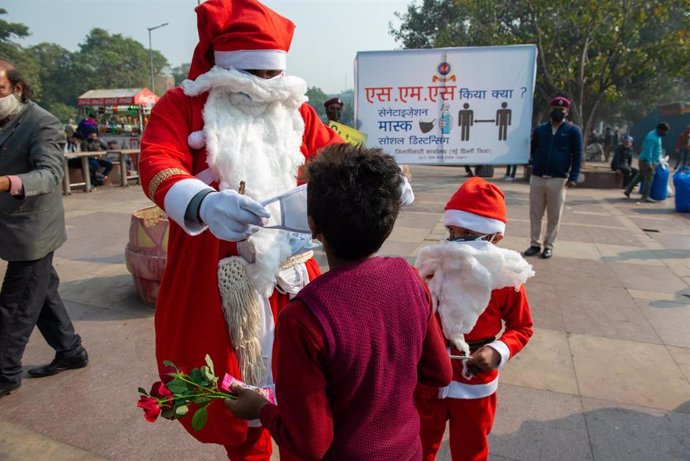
414;177;535;461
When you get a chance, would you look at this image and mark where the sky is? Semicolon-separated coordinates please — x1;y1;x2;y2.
4;0;411;94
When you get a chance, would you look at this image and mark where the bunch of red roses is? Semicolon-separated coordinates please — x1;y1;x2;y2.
137;355;235;431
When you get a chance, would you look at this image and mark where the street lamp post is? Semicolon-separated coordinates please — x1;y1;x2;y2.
147;22;169;93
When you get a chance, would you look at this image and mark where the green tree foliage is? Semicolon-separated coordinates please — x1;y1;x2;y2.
0;8;40;99
391;0;690;139
30;43;78;116
306;86;329;121
73;28;169;95
1;10;173;122
172;63;191;86
0;7;28;42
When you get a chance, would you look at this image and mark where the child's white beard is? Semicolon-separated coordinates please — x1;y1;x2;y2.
183;66;309;297
415;240;535;356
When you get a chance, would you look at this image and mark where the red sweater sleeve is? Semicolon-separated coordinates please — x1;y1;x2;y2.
417;283;453;387
259;299;334;460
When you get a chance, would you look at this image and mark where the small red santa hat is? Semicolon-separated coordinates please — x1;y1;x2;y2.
188;0;295;80
444;177;507;235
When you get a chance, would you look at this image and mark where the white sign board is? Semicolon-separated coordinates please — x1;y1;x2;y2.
355;45;537;165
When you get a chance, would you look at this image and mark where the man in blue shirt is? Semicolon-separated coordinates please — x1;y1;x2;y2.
524;95;582;259
624;122;670;202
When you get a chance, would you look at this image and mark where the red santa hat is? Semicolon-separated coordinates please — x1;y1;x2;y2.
188;0;295;80
444;177;507;235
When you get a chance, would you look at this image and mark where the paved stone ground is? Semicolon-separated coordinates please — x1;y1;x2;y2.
1;165;689;461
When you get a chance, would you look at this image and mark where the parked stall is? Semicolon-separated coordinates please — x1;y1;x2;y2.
76;88;159;149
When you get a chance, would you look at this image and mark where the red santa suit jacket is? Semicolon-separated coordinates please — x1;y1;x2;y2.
416;285;533;400
139;87;341;448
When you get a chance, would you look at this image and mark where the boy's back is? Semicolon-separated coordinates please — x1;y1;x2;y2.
226;144;451;460
293;256;444;460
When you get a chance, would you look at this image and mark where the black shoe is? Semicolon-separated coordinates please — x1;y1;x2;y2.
27;349;89;378
523;245;541;257
623;190;631;198
0;380;20;398
541;248;553;259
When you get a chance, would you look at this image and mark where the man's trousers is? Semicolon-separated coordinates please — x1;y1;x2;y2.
0;252;82;384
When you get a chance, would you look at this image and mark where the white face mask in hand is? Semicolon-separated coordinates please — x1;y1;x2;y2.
261;184;310;234
0;93;21;120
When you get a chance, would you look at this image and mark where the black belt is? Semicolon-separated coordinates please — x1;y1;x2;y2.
467;336;496;350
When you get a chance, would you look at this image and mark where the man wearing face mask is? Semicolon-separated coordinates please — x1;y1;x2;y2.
139;0;344;458
524;95;582;259
0;61;88;399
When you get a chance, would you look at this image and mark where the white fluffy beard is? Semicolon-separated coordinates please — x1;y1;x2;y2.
183;67;308;297
415;240;535;356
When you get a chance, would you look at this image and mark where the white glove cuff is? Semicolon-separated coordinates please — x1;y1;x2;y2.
164;178;213;235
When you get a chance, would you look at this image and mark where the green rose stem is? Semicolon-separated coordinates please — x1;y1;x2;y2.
169;373;236;401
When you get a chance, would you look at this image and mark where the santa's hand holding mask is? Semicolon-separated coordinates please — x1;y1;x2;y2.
138;0;343;458
199;189;270;242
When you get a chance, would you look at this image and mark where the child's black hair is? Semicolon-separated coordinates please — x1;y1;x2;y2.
304;143;403;261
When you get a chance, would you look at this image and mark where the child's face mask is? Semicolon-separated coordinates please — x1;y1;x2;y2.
261;184;310;234
447;234;491;242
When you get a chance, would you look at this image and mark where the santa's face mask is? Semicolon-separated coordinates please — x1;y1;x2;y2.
261;184;310;234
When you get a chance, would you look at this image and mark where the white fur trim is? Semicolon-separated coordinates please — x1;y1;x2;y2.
258;293;275;388
182;66;307;109
438;377;499;399
215;50;287;71
444;209;505;235
163;178;213;235
487;340;511;368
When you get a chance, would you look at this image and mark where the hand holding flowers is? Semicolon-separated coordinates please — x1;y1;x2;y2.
137;355;237;431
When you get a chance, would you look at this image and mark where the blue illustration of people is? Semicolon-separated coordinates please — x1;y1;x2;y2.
496;101;512;141
458;103;474;141
439;103;453;135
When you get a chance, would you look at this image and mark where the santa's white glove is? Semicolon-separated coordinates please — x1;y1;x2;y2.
199;190;270;242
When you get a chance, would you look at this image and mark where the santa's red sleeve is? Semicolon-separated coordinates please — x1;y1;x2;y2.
139;88;213;234
259;299;334;460
488;285;533;368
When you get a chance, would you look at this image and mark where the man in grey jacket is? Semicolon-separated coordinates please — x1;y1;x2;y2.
0;60;88;398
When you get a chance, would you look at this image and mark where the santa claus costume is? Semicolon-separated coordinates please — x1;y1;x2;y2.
139;0;341;459
414;178;534;461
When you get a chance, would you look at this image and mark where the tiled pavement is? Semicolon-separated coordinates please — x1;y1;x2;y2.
1;165;689;461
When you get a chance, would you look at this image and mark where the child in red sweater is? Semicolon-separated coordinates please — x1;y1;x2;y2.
414;178;534;461
226;143;452;460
